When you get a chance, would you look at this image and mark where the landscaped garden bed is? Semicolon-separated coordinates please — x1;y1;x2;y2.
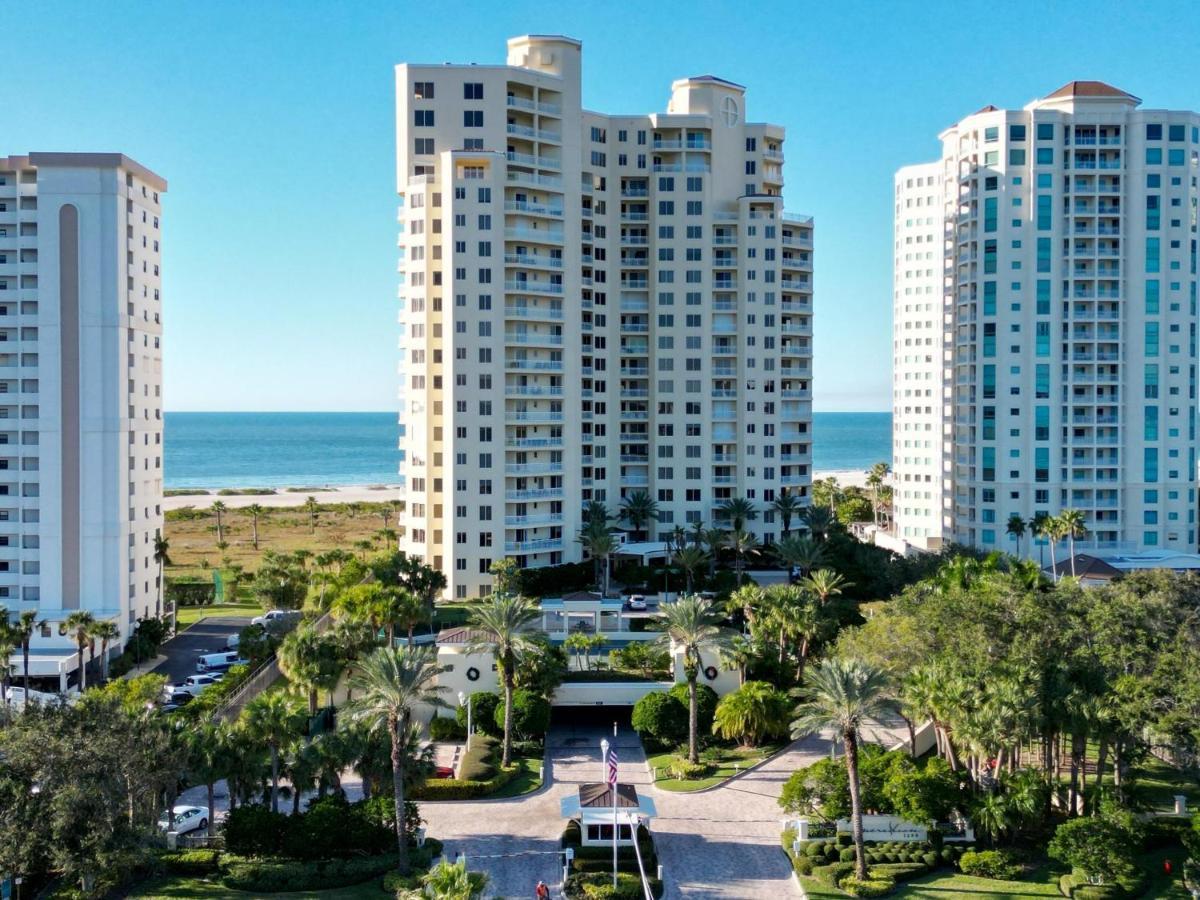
561;821;663;899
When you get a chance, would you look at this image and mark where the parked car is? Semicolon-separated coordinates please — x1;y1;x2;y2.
157;805;210;834
196;651;242;673
223;632;240;651
167;674;221;697
160;688;194;707
251;609;299;627
625;594;648;611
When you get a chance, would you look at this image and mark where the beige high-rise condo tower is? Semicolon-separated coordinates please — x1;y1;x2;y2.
395;36;814;599
892;83;1200;558
0;153;165;690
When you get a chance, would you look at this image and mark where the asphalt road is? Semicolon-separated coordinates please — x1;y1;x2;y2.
151;616;252;685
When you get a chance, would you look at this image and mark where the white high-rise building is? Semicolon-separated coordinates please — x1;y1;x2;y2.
395;36;813;599
893;82;1200;557
0;153;166;689
892;163;946;550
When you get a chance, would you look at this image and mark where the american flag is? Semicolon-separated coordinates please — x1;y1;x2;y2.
606;745;619;785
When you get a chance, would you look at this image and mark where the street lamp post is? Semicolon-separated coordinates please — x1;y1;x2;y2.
458;691;471;750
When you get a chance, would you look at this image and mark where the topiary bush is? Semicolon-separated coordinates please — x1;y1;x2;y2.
839;847;857;862
812;861;855;887
222;804;290;856
632;691;688;747
667;757;710;780
669;682;718;734
958;849;1018;880
158;849;220;876
456;691;502;737
494;689;551;741
840;875;896;898
836;832;854;848
429;713;467;742
220;853;402;893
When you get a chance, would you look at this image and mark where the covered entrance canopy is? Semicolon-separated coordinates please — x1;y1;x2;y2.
560;783;656;845
612;541;672;564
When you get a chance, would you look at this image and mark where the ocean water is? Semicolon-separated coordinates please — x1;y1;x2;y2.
164;411;892;489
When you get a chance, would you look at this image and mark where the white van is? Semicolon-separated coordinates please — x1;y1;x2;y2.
196;651;242;673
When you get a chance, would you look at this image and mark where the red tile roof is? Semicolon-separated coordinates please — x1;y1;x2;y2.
1044;81;1138;101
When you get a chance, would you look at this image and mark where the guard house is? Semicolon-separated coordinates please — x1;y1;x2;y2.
538;592;655;642
560;783;657;846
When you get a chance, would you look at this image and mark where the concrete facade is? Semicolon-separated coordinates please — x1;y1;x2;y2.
395;36;813;599
0;153;165;685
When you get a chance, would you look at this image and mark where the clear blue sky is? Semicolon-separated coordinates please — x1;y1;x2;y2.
7;0;1198;412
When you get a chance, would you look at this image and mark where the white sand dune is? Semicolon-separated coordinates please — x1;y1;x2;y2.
164;484;400;511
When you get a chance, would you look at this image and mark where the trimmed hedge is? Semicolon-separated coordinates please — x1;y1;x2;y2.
959;849;1019;880
1058;872;1127;899
812;861;855;887
429;713;467;742
221;853;402;893
158;849;220;876
409;763;520;801
565;871;663;899
840;875;896;898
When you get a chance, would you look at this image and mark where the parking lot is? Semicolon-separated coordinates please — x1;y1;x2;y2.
150;615;252;684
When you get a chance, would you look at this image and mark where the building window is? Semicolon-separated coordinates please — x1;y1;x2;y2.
464;110;483;127
414;81;434;99
464;82;483;99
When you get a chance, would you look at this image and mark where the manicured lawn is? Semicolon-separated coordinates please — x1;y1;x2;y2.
893;870;1060;898
487;755;544;798
798;875;847;898
175;602;260;628
647;742;786;792
128;875;386;899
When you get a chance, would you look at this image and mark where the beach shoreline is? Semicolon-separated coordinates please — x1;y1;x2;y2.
164;468;873;511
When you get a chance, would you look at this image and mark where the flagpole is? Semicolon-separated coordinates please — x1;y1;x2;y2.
601;737;617;889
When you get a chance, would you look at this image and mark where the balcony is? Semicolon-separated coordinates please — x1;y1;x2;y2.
506;123;562;143
506;95;562;116
506;151;560;170
506;359;563;372
504;228;564;244
504;385;563;397
505;462;563;475
505;279;563;295
505;437;563;448
504;252;563;269
504;513;564;527
504;332;563;346
504;538;563;553
506;412;564;423
504;200;564;217
505;305;563;320
506;487;564;501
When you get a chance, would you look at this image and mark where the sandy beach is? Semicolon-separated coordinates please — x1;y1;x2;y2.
165;469;871;511
164;484;401;511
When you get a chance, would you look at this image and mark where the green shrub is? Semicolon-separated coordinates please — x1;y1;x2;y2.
220;853;401;893
959;849;1019;880
804;840;829;858
222;804;290;856
840;875;896;898
1073;886;1126;900
457;735;499;781
823;843;839;860
839;847;857;863
836;832;854;848
667;757;710;780
1142;815;1190;851
493;689;551;740
939;846;956;864
456;691;501;737
792;854;813;876
669;682;718;733
812;861;854;887
409;763;518;801
159;849;219;876
873;862;930;883
922;852;939;868
632;691;688;745
564;871;662;899
429;713;467;741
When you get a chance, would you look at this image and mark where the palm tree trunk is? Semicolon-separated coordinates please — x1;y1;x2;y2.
687;674;699;765
1068;732;1083;816
390;717;411;875
1091;738;1108;816
77;644;85;691
23;642;31;695
270;745;280;813
843;730;868;880
1069;535;1076;576
407;624;414;647
502;667;515;768
901;714;917;758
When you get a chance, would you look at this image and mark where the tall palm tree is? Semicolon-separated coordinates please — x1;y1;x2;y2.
1029;512;1049;568
577;524;618;597
241;692;305;813
583;499;611;528
619;490;659;541
717;496;758;531
1059;509;1087;577
153;532;171;621
865;462;891;526
673;546;709;593
467;593;541;767
772;492;803;536
1044;515;1068;582
726;528;759;586
654;595;730;764
305;495;320;534
13;610;44;696
772;534;825;583
387;589;430;647
88;619;121;682
211;500;227;544
701;527;727;578
186;721;231;824
278;626;342;715
802;506;834;542
727;583;765;634
670;524;688;554
802;569;851;606
63;610;95;692
345;646;446;874
244;503;265;550
1005;514;1026;559
0;619;15;718
791;658;896;881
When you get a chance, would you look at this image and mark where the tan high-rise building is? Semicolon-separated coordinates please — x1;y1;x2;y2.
0;153;165;689
395;36;813;599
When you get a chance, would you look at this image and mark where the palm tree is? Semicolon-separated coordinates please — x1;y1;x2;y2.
244;503;264;550
64;610;95;692
241;692;305;812
467;593;540;767
1029;512;1049;567
726;528;759;586
1005;514;1026;559
673;545;708;593
211;500;227;544
421;857;485;899
865;462;891;526
88;619;121;682
1044;515;1068;582
305;496;319;534
772;534;825;582
791;657;896;881
186;722;230;825
583;499;611;528
655;595;730;764
717;496;758;531
153;532;171;621
727;583;765;634
772;492;803;535
278;626;342;715
802;506;834;542
13;610;44;696
344;646;446;874
619;490;659;541
802;569;851;606
713;681;789;746
387;589;430;647
577;524;618;597
701;528;727;578
0;620;15;719
670;524;688;554
1059;509;1088;577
